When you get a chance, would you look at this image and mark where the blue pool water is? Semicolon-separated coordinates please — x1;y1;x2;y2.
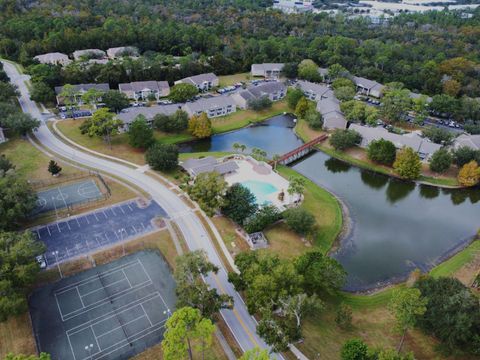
241;180;278;205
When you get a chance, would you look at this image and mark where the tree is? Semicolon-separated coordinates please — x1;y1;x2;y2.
340;339;369;360
251;147;267;162
327;64;349;80
170;110;189;132
0;231;45;321
287;176;306;197
169;83;199;103
59;84;77;113
329;129;362;151
4;354;51;360
335;303;353;330
0;171;37;231
128;115;154;149
429;94;458;115
334;86;356;102
422;127;453;145
298;59;320;82
277;293;323;334
295;250;346;295
380;88;412;123
281;63;298;79
332;78;355;91
287;88;304;110
415;276;480;354
47;160;62;176
161;307;216;360
30;81;55;104
145;143;179;171
79;108;122;147
1;112;40;136
188;113;212;138
283;208;316;236
0;82;19;102
102;90;129;113
81;88;104;109
393;147;421;180
304;109;323;129
443;79;461;97
0;154;14;174
389;288;427;352
174;251;233;319
367;139;397;166
457;160;479;187
232;142;246;153
187;172;227;216
243;205;282;233
221;183;258;225
248;96;272;111
453;146;480;167
294;97;309;118
238;348;271;360
429;148;452;173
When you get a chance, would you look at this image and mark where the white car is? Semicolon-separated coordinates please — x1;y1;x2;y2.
36;255;47;269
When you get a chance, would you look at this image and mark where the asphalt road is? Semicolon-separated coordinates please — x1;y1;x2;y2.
2;60;280;358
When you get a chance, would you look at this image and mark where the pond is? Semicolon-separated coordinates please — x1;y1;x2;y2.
180;114;480;291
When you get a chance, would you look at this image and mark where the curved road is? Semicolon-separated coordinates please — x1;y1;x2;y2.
2;60;279;358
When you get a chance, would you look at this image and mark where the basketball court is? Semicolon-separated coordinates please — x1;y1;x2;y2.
34;179;104;215
29;251;176;360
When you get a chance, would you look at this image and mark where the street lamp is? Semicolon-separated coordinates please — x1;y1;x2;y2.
85;344;94;360
52;251;62;278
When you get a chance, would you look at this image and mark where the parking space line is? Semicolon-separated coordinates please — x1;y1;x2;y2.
140;222;146;231
56;222;61;233
103;211;108;219
114;232;120;241
111;207;116;216
119;206;125;214
93;213;99;221
127;204;133;211
75;217;81;227
66;221;71;230
104;232;110;242
131;225;137;234
46;226;51;236
85;215;90;224
36;230;41;239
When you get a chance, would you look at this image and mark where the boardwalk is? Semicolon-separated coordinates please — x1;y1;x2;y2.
273;134;328;165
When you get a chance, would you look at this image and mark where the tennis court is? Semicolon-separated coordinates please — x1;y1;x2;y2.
34;179;104;215
29;251;176;360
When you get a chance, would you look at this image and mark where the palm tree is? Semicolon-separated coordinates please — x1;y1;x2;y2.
272;154;281;170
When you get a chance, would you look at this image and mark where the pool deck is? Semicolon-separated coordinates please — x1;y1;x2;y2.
224;157;298;209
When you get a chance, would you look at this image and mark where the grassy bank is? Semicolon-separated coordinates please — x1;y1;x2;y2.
295;119;460;188
218;72;250;87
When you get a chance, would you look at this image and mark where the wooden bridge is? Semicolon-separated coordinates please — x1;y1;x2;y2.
272;134;328;166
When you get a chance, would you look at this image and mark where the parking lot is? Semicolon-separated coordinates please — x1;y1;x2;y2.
32;200;168;266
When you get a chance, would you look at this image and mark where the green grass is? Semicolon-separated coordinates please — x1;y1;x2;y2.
277;165;343;253
179;151;231;160
218;72;250;87
430;239;480;278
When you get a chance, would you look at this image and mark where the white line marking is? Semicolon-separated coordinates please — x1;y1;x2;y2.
91;325;101;351
36;230;41;239
57;222;61;233
94;213;99;221
131;225;137;234
122;270;132;288
141;304;153;327
76;287;86;309
103;211;108;219
119;206;125;214
66;221;71;230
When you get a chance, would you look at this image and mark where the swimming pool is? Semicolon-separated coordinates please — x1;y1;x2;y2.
241;180;278;205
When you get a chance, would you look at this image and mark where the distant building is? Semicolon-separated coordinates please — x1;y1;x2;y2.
232;82;287;109
318;67;329;82
72;49;106;61
106;46;139;59
352;76;385;98
180;156;239;177
316;97;347;130
453;134;480;151
0;127;7;144
272;0;314;13
119;81;170;101
251;63;285;79
33;53;71;67
175;73;219;92
349;123;441;160
184;95;237;118
297;80;332;101
116;104;182;130
54;83;110;105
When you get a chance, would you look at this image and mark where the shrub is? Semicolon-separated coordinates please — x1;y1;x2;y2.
248;96;272;111
341;339;369;360
154;110;189;133
287;88;304;109
335;303;353;330
429;148;452;173
422;127;453;145
330;129;362;151
457;160;480;187
169;83;198;102
243;205;281;233
304;109;323;129
453;146;480;167
367;139;396;165
128;115;154;149
283;207;316;236
188;112;212;138
221;184;258;225
145;143;179;171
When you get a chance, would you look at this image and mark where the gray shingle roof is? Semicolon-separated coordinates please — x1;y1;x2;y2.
119;81;169;92
251;63;285;73
180;156;239;176
454;134;480;150
184;95;236;113
54;83;110;95
116;104;183;124
316;97;341;115
297;80;331;98
237;82;287;102
352;76;384;92
181;73;218;86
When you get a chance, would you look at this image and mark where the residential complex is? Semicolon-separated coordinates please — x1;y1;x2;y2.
72;49;106;61
232;82;287;109
184;95;236;118
251;63;285;79
272;0;314;13
175;73;219;91
352;76;385;98
119;81;170;101
33;52;71;67
317;97;347;130
297;80;332;101
116;104;182;130
106;46;139;59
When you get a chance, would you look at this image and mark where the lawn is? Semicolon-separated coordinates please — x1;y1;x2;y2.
0;137;78;180
218;72;250;87
263;222;311;258
277;166;343;253
0;313;37;359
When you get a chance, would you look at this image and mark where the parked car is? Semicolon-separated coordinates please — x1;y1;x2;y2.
36;255;47;269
